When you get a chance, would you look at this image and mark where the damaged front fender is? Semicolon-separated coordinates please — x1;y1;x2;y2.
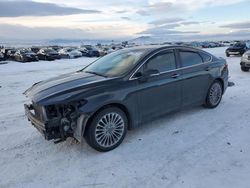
73;113;90;142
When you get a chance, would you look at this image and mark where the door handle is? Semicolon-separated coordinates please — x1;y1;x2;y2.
171;73;180;78
205;67;212;71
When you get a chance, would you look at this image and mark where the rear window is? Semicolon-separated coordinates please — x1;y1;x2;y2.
180;51;203;67
200;52;212;62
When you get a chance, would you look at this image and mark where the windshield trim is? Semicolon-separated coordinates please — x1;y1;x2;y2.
84;70;108;78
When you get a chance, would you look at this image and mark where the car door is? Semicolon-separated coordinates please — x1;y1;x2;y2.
133;49;182;122
178;49;213;107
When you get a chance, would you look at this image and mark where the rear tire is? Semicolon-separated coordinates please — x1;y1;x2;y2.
204;81;223;108
85;107;128;152
241;67;249;72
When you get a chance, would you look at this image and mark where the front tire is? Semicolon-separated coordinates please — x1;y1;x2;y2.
204;81;223;108
85;107;128;152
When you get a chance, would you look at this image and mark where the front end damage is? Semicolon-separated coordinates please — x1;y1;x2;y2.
24;101;89;143
22;70;110;144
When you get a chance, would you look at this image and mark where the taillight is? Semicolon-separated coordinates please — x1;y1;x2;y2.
222;62;229;76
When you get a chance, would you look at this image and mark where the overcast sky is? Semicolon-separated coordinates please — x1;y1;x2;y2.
0;0;249;41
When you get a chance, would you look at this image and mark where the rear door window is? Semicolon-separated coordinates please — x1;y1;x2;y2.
145;50;176;73
179;51;203;67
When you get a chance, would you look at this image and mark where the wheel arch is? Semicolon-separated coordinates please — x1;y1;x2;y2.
83;102;132;136
214;77;224;93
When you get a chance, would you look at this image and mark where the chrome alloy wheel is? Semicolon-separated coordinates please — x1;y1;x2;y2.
209;82;222;106
95;113;125;148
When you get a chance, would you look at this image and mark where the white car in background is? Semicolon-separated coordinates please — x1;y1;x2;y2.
58;48;82;59
240;50;250;72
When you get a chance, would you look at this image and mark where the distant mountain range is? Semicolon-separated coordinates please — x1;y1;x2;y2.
49;39;117;45
129;36;153;44
0;38;122;47
49;37;157;45
0;36;159;47
129;36;173;45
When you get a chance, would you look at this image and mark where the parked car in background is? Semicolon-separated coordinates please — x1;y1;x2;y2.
30;47;41;54
97;48;107;57
6;49;16;60
37;48;61;61
24;45;229;152
14;49;38;62
84;45;100;57
0;52;4;61
103;47;115;55
58;48;82;59
240;50;250;72
0;48;15;60
226;42;250;57
78;47;89;56
50;46;63;52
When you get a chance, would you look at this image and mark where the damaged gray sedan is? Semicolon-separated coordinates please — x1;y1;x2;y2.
24;45;229;152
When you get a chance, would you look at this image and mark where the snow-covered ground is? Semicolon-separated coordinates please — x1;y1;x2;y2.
0;47;250;188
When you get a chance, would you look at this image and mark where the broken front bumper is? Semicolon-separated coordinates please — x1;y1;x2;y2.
24;104;61;140
24;104;46;133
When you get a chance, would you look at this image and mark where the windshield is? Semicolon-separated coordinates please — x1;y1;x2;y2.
83;49;145;77
234;42;245;47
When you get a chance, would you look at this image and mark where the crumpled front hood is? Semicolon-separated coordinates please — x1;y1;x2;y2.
24;71;110;105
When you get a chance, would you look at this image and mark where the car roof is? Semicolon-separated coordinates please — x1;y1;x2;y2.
129;44;201;50
122;45;202;54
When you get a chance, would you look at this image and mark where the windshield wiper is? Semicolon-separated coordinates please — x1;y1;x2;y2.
85;71;107;78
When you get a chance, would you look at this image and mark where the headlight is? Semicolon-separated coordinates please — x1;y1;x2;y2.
45;100;87;119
